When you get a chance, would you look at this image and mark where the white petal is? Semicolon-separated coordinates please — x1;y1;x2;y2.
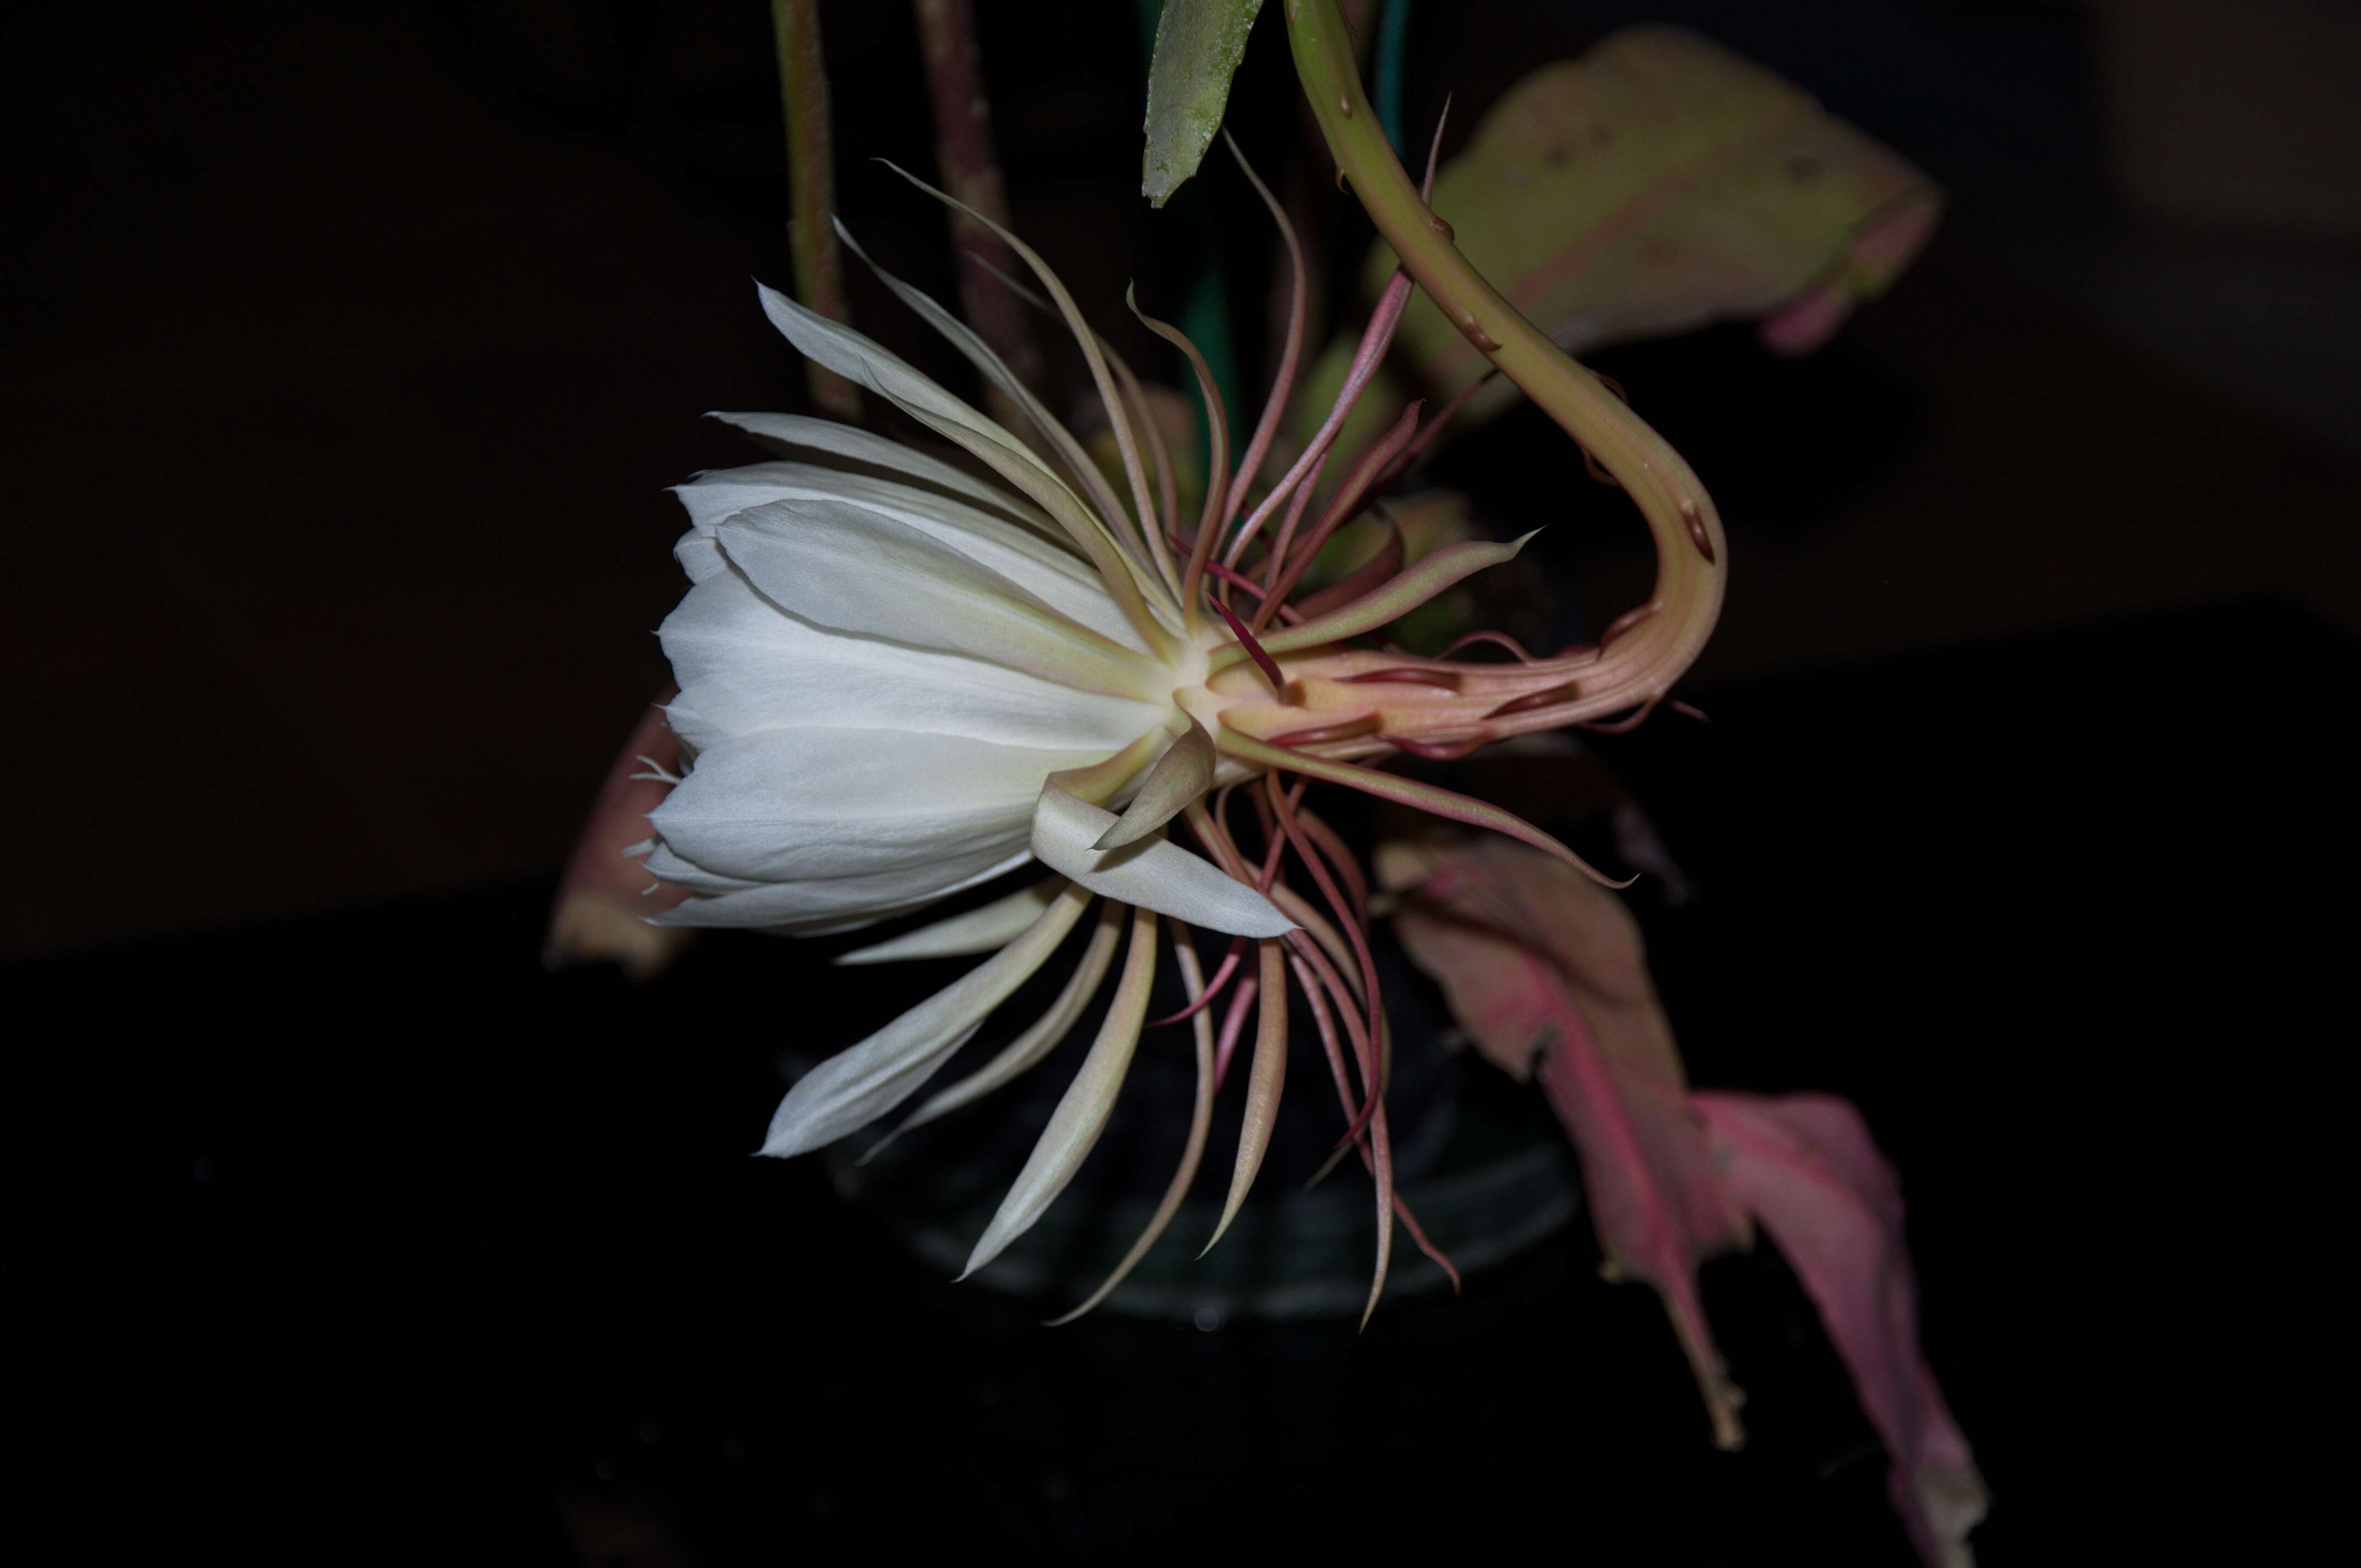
1030;785;1293;938
755;283;1080;516
1091;716;1214;850
714;499;1160;700
660;696;723;759
650;727;1097;883
755;284;1174;620
759;883;1095;1156
962;906;1157;1277
651;844;1031;932
880;899;1124;1135
674;529;727;584
831;222;1140;558
659;567;1163;753
835;878;1065;966
709;410;1051;531
640;840;761;895
676;462;1143;650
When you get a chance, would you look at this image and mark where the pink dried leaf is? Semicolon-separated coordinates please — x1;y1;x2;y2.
1386;839;1750;1446
544;691;693;981
1693;1091;1988;1567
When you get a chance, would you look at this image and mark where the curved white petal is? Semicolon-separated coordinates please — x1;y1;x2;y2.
659;568;1163;753
709;410;1052;532
1091;717;1214;850
714;499;1159;700
676;463;1143;652
831;222;1140;559
1030;786;1293;938
835;878;1065;966
754;284;1176;623
759;883;1095;1157
651;844;1031;932
879;898;1124;1137
961;905;1157;1277
650;727;1098;884
640;840;761;895
755;283;1084;522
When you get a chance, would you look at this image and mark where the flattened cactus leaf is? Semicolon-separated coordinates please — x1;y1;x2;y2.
1385;837;1752;1447
1143;0;1267;207
1293;25;1941;450
1693;1092;1988;1566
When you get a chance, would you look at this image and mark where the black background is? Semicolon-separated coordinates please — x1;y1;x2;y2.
10;2;2356;1562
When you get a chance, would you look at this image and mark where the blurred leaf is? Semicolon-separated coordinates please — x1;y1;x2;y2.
1296;25;1942;450
1694;1092;1989;1566
1142;0;1266;207
1385;833;1985;1561
546;693;692;981
1384;836;1752;1448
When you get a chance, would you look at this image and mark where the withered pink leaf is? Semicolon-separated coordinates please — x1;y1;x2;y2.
1693;1091;1988;1566
1386;838;1750;1446
543;690;693;980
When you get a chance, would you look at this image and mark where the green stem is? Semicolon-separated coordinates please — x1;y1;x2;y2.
772;0;862;422
1281;0;1725;706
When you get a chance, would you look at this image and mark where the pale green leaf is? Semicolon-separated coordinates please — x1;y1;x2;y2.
1142;0;1266;207
1294;26;1942;451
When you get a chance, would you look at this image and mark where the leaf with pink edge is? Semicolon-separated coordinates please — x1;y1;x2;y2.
1296;25;1941;457
1692;1091;1988;1567
1383;837;1751;1446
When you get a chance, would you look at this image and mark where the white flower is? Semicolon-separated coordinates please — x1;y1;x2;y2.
636;178;1722;1316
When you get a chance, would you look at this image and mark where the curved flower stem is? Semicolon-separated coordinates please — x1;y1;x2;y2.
1281;0;1726;707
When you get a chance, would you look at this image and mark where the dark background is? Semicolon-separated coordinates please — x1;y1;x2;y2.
10;1;2356;1562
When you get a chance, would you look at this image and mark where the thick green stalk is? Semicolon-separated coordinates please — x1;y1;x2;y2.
772;0;862;421
1281;0;1725;704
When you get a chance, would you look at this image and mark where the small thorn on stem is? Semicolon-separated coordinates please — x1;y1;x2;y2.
1267;714;1383;748
1599;601;1658;650
1437;629;1542;663
1391;734;1488;761
1483;683;1579;720
1338;666;1462;690
1680;498;1716;564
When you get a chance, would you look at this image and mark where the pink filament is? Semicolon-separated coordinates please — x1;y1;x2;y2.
1146;937;1248;1028
1223;268;1416;571
1212;596;1287;695
1210;975;1260;1092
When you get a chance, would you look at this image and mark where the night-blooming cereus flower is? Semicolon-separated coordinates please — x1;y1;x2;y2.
638;166;1726;1321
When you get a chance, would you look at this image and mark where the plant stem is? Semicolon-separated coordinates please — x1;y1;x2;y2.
911;0;1042;430
771;0;862;421
1280;0;1725;710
